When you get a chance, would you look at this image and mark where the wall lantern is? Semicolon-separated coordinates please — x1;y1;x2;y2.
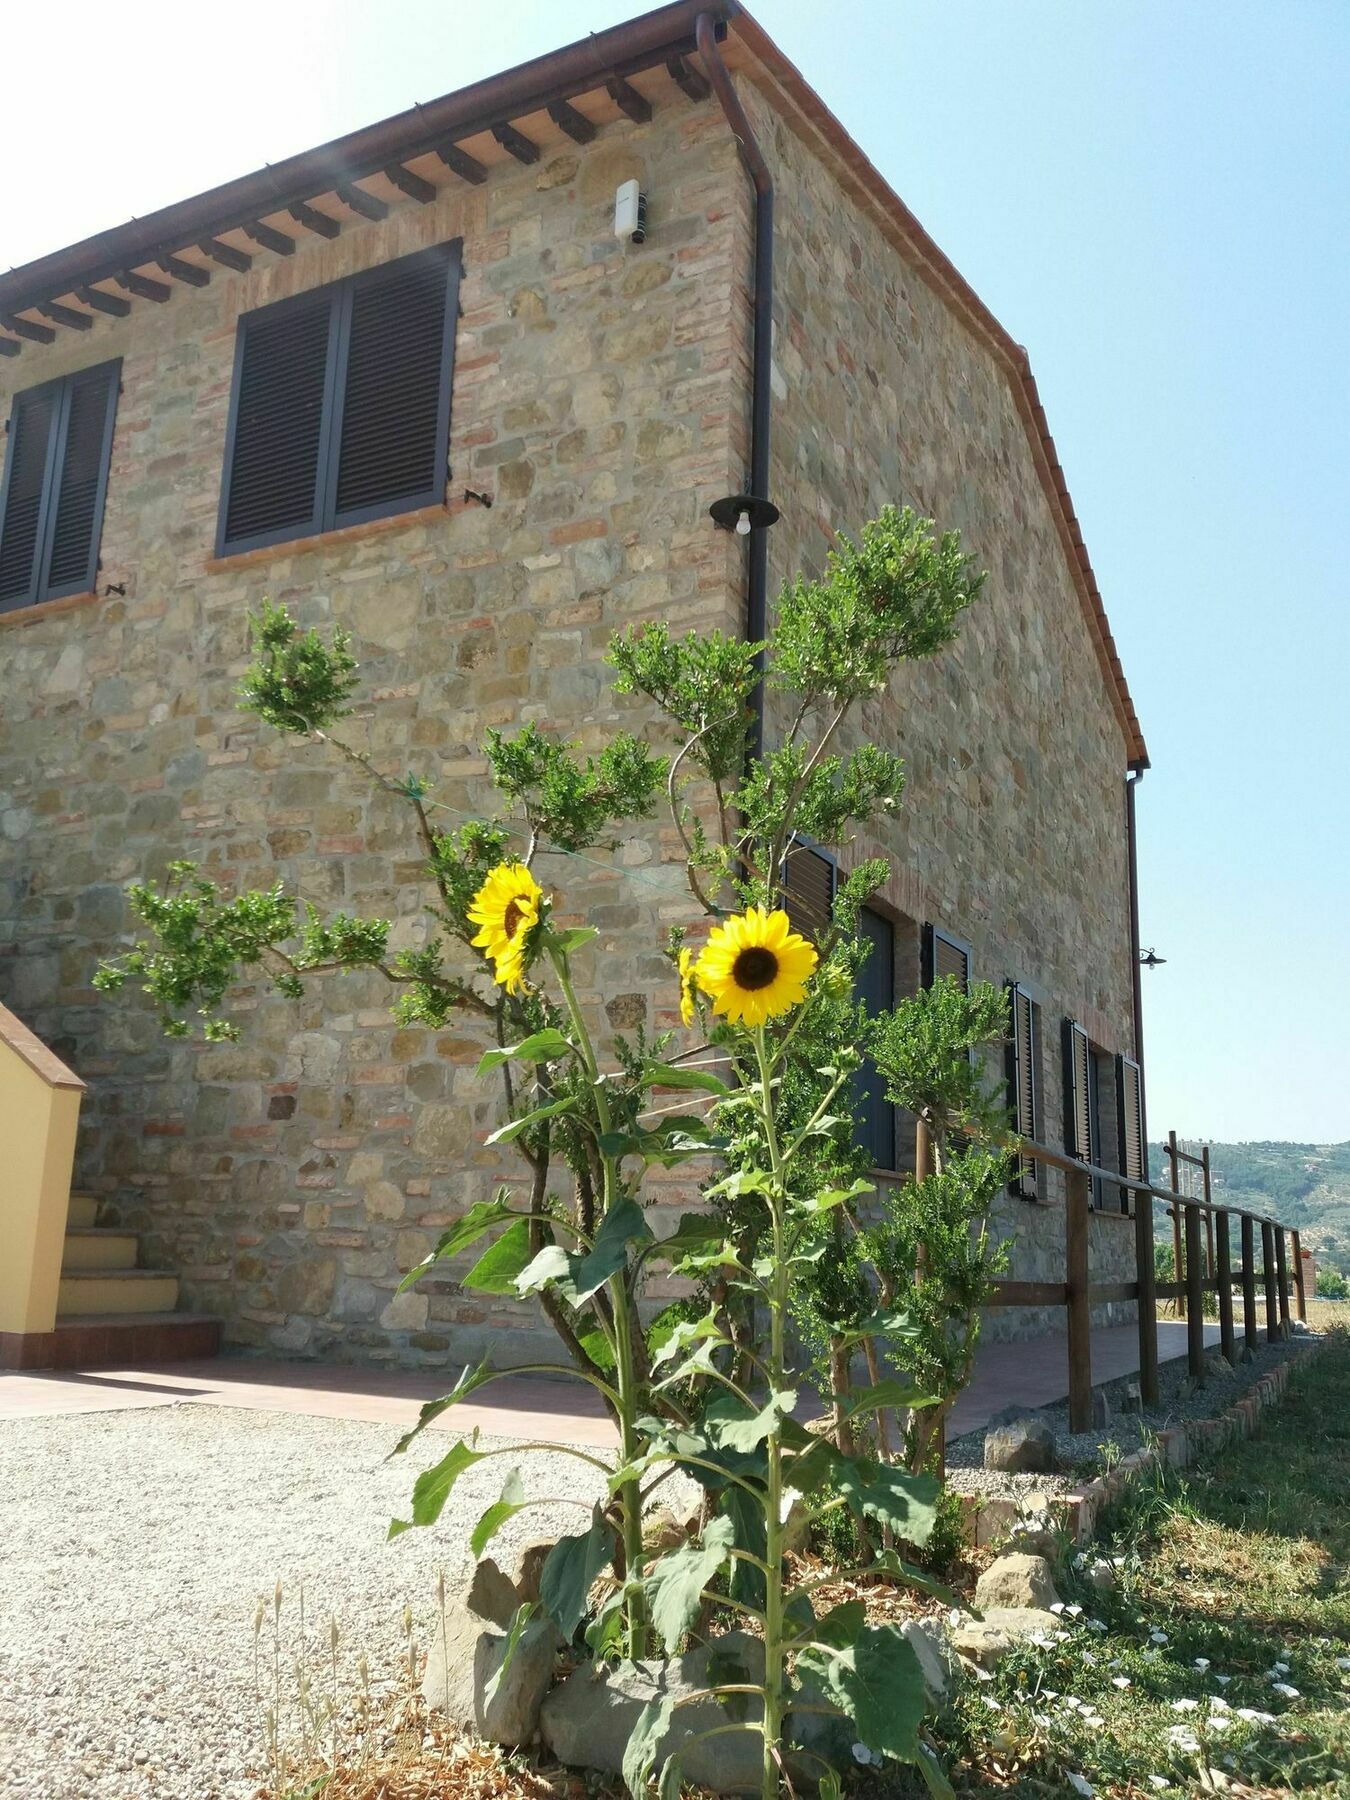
709;492;780;536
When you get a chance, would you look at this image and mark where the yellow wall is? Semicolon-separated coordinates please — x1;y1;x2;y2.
0;1005;83;1336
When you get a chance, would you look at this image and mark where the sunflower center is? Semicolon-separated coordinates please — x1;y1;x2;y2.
732;946;780;991
503;899;526;939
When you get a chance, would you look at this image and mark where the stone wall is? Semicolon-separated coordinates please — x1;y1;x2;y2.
0;98;746;1365
739;75;1140;1337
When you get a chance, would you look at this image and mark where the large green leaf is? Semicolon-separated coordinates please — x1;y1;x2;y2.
831;1456;941;1548
395;1191;513;1293
486;1095;576;1146
539;1507;615;1638
389;1358;494;1456
483;1602;539;1707
463;1218;536;1294
598;1115;718;1167
476;1028;574;1075
470;1468;527;1556
643;1060;732;1097
387;1435;485;1539
644;1213;729;1272
649;1308;726;1370
549;925;598;955
798;1623;927;1761
622;1694;675;1798
836;1377;937;1423
718;1485;766;1612
704;1387;797;1454
835;1307;923;1348
793;1176;875;1217
517;1197;652;1307
642;1513;735;1652
813;1599;866;1648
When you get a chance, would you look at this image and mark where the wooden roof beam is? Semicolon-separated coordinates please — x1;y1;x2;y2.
0;336;19;357
548;99;596;143
243;220;295;256
289;202;341;240
199;238;252;273
492;121;540;164
384;164;437;203
0;312;55;344
38;301;93;331
607;76;652;123
158;254;210;288
77;285;131;316
434;142;487;185
337;183;388;221
117;270;172;303
667;54;710;101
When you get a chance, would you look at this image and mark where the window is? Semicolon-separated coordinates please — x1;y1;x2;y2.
1116;1051;1146;1200
1063;1018;1128;1209
0;359;120;612
216;241;461;556
921;923;971;993
1005;982;1041;1200
782;843;897;1172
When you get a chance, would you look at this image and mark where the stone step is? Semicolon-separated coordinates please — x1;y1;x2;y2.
62;1228;139;1272
48;1312;223;1368
57;1269;179;1318
67;1193;99;1229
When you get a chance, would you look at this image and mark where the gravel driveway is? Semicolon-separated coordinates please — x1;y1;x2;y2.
0;1402;615;1800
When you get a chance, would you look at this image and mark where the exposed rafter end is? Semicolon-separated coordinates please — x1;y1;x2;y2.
39;301;93;332
548;100;596;144
492;121;540;165
289;202;341;240
435;142;488;185
667;54;710;101
158;254;210;288
244;221;296;256
78;286;131;317
0;336;19;357
337;183;389;221
607;76;652;123
117;270;172;303
0;312;55;344
385;164;437;204
199;238;252;273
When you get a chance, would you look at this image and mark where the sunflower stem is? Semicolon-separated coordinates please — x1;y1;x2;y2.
752;1026;789;1800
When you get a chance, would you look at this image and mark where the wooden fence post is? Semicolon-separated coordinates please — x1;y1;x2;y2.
1167;1131;1184;1317
1215;1207;1235;1364
1275;1227;1292;1335
1134;1179;1160;1406
1292;1229;1307;1322
1066;1166;1092;1433
1240;1213;1259;1354
1201;1145;1215;1280
1262;1220;1279;1343
1184;1196;1205;1380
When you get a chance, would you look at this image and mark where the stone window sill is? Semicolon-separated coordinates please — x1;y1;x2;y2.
205;501;450;574
0;589;100;631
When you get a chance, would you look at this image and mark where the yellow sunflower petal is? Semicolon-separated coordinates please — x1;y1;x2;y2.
695;905;818;1026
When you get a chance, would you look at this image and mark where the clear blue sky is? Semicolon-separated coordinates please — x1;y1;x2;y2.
8;2;1347;1143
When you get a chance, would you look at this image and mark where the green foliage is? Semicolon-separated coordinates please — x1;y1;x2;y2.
867;975;1010;1135
483;721;665;853
608;623;759;788
238;598;359;733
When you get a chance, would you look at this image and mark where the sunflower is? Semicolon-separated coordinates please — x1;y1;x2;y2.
695;905;818;1028
468;862;543;992
677;946;699;1028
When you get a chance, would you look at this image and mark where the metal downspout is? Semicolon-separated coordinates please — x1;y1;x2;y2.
696;11;774;759
1127;761;1149;1169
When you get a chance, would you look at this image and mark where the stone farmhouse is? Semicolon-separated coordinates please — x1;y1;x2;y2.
0;2;1151;1371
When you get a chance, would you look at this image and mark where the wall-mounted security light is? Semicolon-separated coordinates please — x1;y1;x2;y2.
710;492;780;536
614;178;648;243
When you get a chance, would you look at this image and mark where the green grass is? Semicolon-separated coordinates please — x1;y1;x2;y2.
887;1324;1350;1797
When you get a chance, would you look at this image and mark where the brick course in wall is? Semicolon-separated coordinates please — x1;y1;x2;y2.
0;47;1143;1364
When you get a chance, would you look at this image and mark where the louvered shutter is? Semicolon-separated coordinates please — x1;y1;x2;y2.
1006;982;1040;1200
921;923;971;992
333;244;457;525
43;361;120;597
854;906;897;1171
1116;1052;1146;1212
783;841;835;943
1062;1019;1092;1159
220;293;334;552
0;384;59;609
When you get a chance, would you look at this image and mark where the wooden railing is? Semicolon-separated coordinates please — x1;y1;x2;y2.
983;1129;1306;1433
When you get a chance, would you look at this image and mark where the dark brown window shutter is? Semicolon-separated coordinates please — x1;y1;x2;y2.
921;923;971;992
1063;1018;1093;1163
1006;982;1040;1199
334;247;456;523
0;385;59;607
221;293;333;551
1117;1053;1146;1202
44;361;120;596
783;841;835;943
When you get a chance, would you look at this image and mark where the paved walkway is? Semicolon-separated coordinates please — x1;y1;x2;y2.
0;1319;1219;1443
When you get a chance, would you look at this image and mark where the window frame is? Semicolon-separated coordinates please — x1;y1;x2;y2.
1005;979;1042;1202
0;358;121;613
214;239;462;559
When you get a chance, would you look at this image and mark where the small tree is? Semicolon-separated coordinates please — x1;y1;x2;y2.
97;507;996;1797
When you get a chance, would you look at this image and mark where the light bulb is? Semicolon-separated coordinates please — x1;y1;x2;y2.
734;510;752;536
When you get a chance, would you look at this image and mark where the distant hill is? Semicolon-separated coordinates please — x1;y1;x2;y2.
1149;1140;1350;1276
